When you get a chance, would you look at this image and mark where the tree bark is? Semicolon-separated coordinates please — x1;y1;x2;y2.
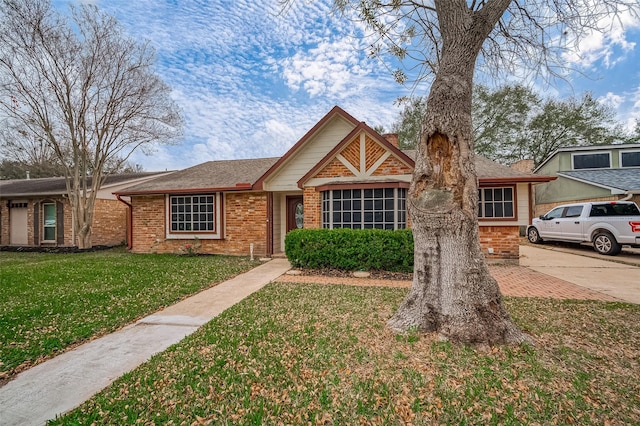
388;0;530;345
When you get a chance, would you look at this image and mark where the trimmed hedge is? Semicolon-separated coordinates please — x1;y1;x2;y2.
284;228;414;272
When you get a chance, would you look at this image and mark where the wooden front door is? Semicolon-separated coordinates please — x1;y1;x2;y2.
286;196;304;232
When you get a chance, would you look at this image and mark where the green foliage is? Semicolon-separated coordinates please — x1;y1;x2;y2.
0;250;259;379
390;86;637;167
285;228;414;272
391;96;427;149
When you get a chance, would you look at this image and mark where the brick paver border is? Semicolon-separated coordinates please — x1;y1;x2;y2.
275;265;621;302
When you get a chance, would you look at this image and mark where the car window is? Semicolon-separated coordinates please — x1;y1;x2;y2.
564;206;583;218
546;207;565;219
591;203;640;216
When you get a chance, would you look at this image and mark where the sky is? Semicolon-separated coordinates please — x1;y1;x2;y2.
51;0;640;172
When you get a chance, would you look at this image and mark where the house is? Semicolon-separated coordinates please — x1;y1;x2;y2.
0;173;168;248
533;144;640;216
115;106;553;262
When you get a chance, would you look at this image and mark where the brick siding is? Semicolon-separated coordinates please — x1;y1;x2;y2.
92;198;128;246
371;156;413;176
478;226;520;262
340;138;360;169
130;192;268;256
313;158;354;179
303;187;321;229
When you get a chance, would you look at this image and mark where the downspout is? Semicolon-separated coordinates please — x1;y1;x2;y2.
620;191;640;201
116;194;133;250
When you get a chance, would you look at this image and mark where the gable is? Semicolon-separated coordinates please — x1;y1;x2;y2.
301;130;414;187
259;108;359;192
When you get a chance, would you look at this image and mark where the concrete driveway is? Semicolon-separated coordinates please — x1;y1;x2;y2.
520;245;640;304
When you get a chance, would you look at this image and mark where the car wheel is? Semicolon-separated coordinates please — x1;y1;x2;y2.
527;227;543;244
593;232;622;256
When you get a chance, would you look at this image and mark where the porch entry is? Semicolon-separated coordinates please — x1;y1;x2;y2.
286;196;304;233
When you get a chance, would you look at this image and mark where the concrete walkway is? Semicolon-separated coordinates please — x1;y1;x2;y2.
0;258;291;426
519;245;640;304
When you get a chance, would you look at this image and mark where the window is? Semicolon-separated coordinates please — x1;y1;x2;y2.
621;151;640;168
322;188;407;230
590;203;640;216
572;152;611;169
169;195;215;233
544;207;565;219
478;187;515;219
564;205;583;218
43;203;56;241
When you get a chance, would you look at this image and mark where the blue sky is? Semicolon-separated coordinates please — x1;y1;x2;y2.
52;0;640;172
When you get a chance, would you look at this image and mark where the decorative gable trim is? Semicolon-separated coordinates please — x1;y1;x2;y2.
298;124;414;188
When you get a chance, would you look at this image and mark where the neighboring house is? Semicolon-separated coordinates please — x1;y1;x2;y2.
534;144;640;216
116;106;553;262
0;173;168;248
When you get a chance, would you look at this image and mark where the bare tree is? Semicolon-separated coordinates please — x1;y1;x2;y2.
285;0;639;344
0;0;182;248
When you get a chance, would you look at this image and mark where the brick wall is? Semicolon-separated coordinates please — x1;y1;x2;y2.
303;187;321;229
0;202;8;245
130;192;269;256
371;156;413;176
313;158;354;179
91;198;128;246
478;225;520;262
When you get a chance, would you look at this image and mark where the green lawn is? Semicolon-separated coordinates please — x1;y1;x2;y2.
52;283;640;425
0;249;260;379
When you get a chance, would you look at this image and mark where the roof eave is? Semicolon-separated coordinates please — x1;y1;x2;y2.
479;176;557;185
115;184;259;196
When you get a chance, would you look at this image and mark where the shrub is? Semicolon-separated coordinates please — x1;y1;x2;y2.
285;228;413;272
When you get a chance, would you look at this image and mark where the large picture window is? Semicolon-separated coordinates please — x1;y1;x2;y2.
169;195;215;233
322;188;407;230
478;187;515;219
43;203;56;241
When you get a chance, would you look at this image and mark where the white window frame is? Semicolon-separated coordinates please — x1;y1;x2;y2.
571;151;611;170
619;149;640;168
478;186;516;219
321;187;407;230
42;202;56;242
165;193;222;239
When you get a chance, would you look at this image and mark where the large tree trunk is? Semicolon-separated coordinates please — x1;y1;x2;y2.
388;1;529;345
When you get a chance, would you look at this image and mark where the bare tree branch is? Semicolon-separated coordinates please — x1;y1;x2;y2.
0;0;183;247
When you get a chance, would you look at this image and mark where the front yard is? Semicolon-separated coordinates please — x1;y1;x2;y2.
0;249;260;381
52;283;639;425
2;250;638;424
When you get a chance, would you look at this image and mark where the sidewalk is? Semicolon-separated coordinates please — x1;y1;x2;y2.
0;258;292;426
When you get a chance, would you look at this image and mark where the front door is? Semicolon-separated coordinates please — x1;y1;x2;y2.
286;196;304;233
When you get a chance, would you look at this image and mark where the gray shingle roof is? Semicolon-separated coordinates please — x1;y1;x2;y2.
0;173;165;198
117;158;280;195
558;169;640;192
402;150;545;180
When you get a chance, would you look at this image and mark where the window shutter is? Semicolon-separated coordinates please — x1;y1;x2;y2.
56;201;64;245
33;202;40;245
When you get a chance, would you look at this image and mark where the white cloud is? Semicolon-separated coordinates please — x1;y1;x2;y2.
563;5;640;69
